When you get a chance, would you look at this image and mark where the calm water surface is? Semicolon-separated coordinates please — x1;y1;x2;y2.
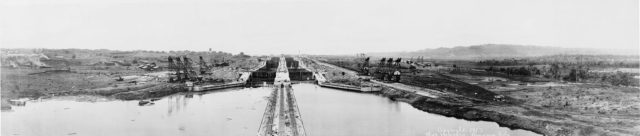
2;83;540;136
292;83;539;136
2;87;272;136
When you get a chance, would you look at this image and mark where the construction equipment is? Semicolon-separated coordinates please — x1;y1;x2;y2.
183;56;197;81
360;57;370;75
115;76;124;81
168;56;178;82
198;56;209;75
357;56;404;82
167;56;197;82
138;62;158;71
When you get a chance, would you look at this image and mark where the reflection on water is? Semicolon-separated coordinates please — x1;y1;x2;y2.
2;84;540;136
1;87;272;136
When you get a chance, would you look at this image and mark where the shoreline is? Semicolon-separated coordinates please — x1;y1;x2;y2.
1;81;620;136
375;85;622;136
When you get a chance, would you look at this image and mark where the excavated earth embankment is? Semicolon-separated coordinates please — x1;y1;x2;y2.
377;87;625;136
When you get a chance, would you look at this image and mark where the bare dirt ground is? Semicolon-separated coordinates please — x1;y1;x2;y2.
1;61;259;99
205;58;262;82
447;73;640;136
1;49;262;110
1;67;143;98
314;56;640;136
299;57;364;86
0;66;168;110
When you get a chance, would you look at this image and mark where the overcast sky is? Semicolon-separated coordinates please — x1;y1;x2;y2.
1;0;637;55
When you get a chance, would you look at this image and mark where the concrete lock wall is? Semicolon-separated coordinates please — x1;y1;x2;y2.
288;69;313;81
248;57;313;86
285;57;299;68
248;57;280;86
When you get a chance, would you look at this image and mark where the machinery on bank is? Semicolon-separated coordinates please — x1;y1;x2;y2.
373;57;403;82
358;55;416;82
167;56;215;83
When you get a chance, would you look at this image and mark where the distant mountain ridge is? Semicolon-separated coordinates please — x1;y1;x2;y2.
367;44;638;59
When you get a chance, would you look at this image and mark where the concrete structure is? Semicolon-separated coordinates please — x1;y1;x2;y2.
191;82;245;92
258;56;306;136
274;56;291;86
299;56;381;92
318;82;382;92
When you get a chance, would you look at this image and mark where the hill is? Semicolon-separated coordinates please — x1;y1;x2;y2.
368;44;638;59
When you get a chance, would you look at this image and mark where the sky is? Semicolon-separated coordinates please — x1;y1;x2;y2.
0;0;638;55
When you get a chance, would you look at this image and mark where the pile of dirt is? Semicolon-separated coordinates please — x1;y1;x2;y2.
41;59;82;68
379;86;620;136
377;87;424;103
400;74;503;101
82;83;159;96
1;54;49;68
112;83;186;100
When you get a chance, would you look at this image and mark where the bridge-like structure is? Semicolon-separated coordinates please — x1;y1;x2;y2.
258;56;306;136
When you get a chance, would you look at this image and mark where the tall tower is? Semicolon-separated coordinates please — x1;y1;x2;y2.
182;56;196;80
175;57;184;81
199;56;208;75
168;56;177;82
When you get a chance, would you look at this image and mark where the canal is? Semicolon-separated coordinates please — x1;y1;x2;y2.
2;83;539;136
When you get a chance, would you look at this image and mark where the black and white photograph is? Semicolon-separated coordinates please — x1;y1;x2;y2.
1;0;638;135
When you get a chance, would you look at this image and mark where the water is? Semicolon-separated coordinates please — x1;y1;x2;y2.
2;83;540;136
292;83;540;136
2;87;272;136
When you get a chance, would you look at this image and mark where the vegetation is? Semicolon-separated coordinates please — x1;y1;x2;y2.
472;55;639;86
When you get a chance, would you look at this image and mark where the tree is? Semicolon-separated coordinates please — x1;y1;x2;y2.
550;64;561;79
577;67;588;82
534;68;541;75
518;67;531;76
566;68;578;82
